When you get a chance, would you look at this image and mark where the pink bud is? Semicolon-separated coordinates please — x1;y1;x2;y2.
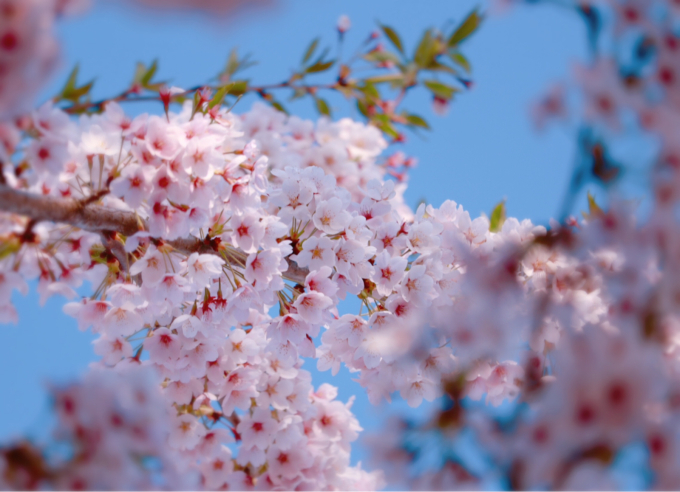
337;15;351;34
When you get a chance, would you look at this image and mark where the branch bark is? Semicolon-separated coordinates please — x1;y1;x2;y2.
0;184;308;284
0;185;142;236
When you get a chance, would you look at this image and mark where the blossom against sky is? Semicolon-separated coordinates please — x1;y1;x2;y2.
0;0;588;469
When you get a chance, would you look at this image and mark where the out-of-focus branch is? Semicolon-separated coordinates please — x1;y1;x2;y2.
125;0;276;17
0;185;308;284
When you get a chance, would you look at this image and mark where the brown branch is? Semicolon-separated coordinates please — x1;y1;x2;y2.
100;233;130;272
0;185;142;236
0;184;308;284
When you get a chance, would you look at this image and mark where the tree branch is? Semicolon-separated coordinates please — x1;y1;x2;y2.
0;184;308;284
0;185;142;236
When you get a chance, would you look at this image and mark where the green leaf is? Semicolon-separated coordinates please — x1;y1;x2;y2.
306;59;335;74
133;62;146;84
424;80;458;100
302;38;320;64
335;85;354;99
379;24;404;54
0;236;20;260
270;100;289;114
365;73;405;85
414;29;435;67
141;59;158;87
449;51;471;72
374;119;400;139
62;64;79;95
58;64;95;103
227;80;249;96
405;113;430;129
208;85;230;109
373;114;390;124
69;81;93;99
489;200;506;232
582;192;603;219
356;98;369;118
315;97;331;116
225;48;239;77
363;51;401;65
57;63;79;102
448;10;483;47
426;60;458;75
222;49;257;81
289;87;307;101
358;81;380;101
240;55;257;73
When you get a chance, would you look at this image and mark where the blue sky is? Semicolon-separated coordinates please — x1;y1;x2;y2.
0;0;592;475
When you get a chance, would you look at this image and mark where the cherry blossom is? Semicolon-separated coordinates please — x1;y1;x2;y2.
3;3;680;487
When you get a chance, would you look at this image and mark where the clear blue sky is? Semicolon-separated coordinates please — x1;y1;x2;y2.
0;0;590;473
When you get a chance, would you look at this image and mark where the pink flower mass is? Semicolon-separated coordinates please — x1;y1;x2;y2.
2;0;680;490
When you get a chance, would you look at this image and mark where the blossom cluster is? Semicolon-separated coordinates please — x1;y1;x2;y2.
0;0;89;121
0;88;642;489
1;99;413;489
360;0;680;488
1;366;194;490
2;79;673;488
368;199;680;488
3;1;680;489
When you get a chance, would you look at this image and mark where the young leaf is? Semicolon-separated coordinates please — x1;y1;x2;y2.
132;62;146;85
289;87;307;101
208;85;230;109
374;119;400;139
379;24;404;54
302;38;320;65
405;113;430;129
270;100;289;114
306;59;335;74
424;80;458;100
358;81;380;103
365;73;405;85
191;90;203;118
58;64;95;103
223;48;240;79
141;59;158;87
427;60;458;75
582;192;604;219
69;80;94;101
59;64;80;99
315;97;331;116
356;98;369;118
222;49;256;81
448;10;483;47
448;51;471;73
414;29;435;67
0;236;20;260
227;80;249;96
489;200;506;232
363;51;401;65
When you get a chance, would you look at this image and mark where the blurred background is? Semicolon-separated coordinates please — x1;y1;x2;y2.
0;0;590;470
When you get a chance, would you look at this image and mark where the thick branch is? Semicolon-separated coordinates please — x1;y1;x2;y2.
0;185;142;236
0;185;308;284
